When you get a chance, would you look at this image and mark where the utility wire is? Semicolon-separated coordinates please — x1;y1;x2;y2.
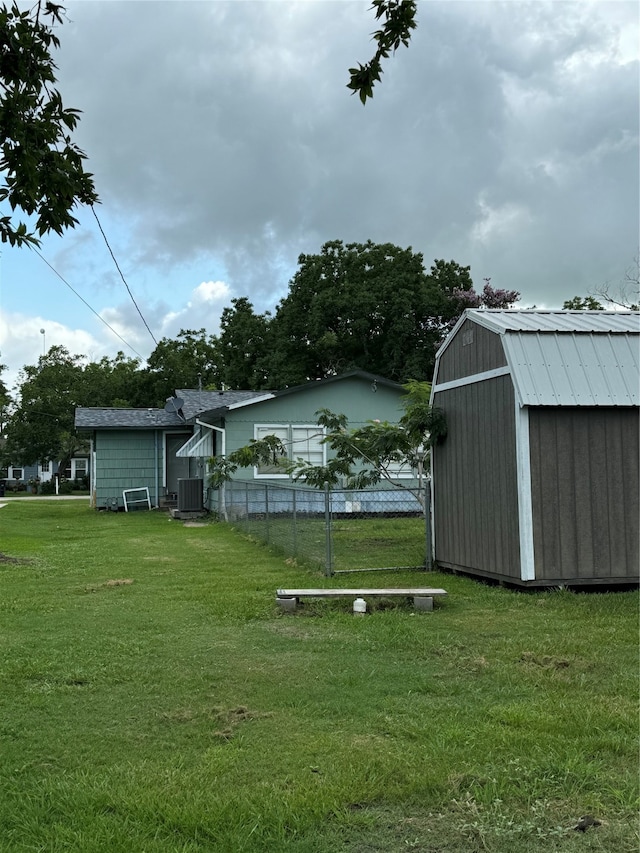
91;206;158;346
28;245;145;360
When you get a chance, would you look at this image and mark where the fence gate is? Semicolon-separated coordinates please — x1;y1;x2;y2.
216;480;432;576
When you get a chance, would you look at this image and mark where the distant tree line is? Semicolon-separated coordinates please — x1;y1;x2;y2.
0;240;519;472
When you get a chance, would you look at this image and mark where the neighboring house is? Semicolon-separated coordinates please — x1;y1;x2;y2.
0;457;89;488
75;371;409;510
430;309;639;587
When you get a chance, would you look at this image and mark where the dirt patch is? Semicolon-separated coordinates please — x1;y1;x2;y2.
0;552;29;564
85;578;134;593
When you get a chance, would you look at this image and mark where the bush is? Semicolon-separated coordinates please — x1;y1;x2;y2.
58;480;73;495
39;480;56;495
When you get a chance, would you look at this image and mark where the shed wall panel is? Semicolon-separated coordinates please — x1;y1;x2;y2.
529;408;639;581
433;375;521;578
437;318;507;384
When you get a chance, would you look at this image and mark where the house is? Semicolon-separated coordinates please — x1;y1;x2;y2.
430;309;639;587
0;457;89;490
75;371;409;510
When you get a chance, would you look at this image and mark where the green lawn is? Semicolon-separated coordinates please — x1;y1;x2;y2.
0;502;637;852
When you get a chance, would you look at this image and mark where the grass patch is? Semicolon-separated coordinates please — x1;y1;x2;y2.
0;502;637;852
230;514;427;572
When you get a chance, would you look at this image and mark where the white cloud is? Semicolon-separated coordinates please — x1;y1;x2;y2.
192;280;231;304
0;313;101;392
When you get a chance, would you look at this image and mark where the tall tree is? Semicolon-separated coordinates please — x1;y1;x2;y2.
266;241;512;386
268;240;434;385
3;347;148;472
0;2;98;247
144;328;221;404
4;347;89;472
218;298;271;390
0;363;12;437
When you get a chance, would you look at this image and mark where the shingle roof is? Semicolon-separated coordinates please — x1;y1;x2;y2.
175;389;268;420
75;389;272;430
75;407;184;429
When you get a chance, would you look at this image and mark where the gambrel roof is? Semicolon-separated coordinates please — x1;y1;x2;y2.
436;310;640;407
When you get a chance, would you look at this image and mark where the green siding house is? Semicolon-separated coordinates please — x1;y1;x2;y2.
75;371;407;510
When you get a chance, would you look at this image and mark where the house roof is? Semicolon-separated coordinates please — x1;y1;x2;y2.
76;373;404;430
436;309;640;407
75;407;184;429
196;371;403;421
175;389;269;420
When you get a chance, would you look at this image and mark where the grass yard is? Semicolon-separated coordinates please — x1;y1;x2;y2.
0;502;638;852
228;514;427;572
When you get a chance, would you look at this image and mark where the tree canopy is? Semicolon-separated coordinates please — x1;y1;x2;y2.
2;347;141;471
0;2;98;247
265;241;518;387
143;329;221;403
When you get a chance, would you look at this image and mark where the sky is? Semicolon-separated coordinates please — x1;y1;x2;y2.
0;0;638;393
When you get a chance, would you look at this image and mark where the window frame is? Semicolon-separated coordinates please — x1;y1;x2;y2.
253;423;326;479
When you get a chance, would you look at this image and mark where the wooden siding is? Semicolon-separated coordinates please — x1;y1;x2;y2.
529;407;640;582
432;375;521;579
94;430;163;508
436;318;507;384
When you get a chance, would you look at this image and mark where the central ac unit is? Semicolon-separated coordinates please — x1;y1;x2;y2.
177;478;204;511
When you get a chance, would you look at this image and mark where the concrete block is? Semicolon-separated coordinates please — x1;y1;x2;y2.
277;596;297;612
413;596;434;612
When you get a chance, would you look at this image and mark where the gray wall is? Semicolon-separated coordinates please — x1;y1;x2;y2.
529;407;640;582
436;318;507;383
433;375;521;580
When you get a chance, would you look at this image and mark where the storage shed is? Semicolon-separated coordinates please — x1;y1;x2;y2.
430;310;639;587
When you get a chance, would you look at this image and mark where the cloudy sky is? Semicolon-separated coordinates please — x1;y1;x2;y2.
0;0;638;391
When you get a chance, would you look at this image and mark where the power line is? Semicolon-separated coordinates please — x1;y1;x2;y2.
28;245;145;360
91;206;158;346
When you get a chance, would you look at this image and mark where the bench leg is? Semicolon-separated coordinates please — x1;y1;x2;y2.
277;596;297;612
413;596;434;612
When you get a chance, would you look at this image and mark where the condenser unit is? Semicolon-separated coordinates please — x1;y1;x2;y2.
177;478;204;512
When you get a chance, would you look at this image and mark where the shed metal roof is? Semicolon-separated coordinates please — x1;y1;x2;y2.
435;310;640;407
469;309;640;334
505;331;639;406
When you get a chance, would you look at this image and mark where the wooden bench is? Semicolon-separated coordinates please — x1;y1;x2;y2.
276;587;447;612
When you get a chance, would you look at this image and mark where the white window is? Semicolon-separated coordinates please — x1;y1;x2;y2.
290;426;324;468
73;458;88;479
39;461;51;475
385;459;417;480
254;426;290;477
9;467;23;481
254;424;325;478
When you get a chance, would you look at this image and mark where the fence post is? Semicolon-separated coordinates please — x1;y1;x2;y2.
292;486;297;557
324;481;333;576
244;481;249;529
265;484;270;543
425;478;433;571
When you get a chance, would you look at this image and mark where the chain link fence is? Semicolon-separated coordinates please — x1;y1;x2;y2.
214;480;431;575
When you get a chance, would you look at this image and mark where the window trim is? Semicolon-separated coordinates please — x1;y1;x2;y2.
253;423;326;479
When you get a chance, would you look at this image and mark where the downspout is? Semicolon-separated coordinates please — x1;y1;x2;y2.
154;430;159;508
90;436;96;508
